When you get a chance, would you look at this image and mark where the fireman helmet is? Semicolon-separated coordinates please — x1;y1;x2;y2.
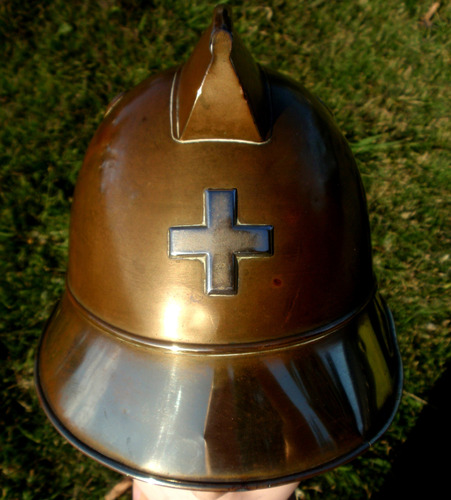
36;5;402;490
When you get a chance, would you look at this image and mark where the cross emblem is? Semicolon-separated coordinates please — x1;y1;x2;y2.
169;189;273;295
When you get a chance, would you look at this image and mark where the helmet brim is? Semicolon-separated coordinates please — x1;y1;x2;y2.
35;289;402;490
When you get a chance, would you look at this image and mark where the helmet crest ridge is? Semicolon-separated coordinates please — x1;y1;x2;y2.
175;4;270;142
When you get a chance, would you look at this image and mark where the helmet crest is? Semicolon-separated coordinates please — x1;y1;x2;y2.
174;5;269;143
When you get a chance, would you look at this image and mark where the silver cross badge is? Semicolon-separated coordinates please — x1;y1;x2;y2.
169;189;273;296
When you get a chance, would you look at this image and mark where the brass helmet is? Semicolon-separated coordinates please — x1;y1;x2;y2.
36;5;402;491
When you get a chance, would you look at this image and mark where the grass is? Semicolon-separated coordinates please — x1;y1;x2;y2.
1;0;450;498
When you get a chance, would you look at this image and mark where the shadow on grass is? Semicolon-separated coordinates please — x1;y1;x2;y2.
373;361;451;498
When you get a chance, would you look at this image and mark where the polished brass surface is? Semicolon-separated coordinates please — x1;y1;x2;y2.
35;4;402;490
37;292;401;488
64;68;375;345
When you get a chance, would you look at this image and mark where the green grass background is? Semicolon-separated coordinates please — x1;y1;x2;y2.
1;0;450;498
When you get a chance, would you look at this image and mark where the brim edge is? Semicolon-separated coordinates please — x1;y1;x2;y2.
34;297;403;491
